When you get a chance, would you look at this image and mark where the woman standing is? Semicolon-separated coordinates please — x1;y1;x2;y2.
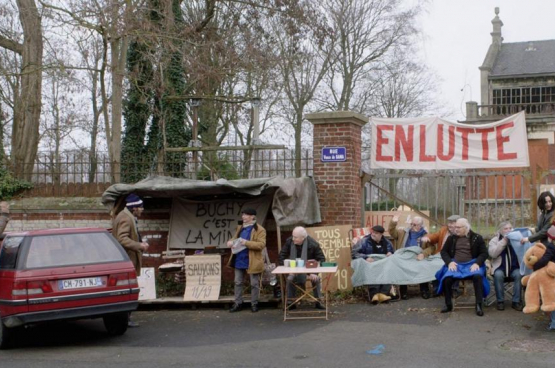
521;191;555;246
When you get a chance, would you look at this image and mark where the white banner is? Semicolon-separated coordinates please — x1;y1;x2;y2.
168;196;271;249
370;111;529;170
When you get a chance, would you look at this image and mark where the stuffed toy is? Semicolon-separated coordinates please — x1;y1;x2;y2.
521;242;555;313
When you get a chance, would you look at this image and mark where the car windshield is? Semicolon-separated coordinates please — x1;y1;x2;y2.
24;232;127;269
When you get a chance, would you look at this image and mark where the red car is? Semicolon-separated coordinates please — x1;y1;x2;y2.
0;228;139;348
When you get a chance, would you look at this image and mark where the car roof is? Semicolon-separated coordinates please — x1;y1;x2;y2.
4;228;110;237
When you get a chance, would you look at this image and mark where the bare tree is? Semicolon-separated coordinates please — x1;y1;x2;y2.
0;0;43;180
271;0;334;177
321;0;420;113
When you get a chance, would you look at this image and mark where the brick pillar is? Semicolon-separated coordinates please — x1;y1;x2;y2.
306;111;368;226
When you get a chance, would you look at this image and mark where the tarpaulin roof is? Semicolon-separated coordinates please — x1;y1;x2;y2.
101;175;321;226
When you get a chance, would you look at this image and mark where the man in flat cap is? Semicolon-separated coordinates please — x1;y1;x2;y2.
112;193;149;327
226;208;267;313
352;225;394;304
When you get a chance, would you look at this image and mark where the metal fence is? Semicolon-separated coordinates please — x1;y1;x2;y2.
19;148;314;197
365;169;542;239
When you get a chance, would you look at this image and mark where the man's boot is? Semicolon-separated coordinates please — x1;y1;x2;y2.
475;303;484;317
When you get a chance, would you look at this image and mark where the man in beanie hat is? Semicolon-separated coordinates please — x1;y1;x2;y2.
226;207;266;313
352;225;394;304
112;193;149;326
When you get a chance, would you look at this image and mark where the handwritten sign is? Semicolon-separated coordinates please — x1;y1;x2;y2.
169;197;271;249
364;211;431;236
138;267;156;300
183;255;221;301
306;225;352;292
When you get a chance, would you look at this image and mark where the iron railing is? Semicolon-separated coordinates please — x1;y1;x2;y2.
18;148;314;197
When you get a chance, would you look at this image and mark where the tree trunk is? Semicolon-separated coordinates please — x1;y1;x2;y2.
294;113;303;178
11;0;43;181
109;37;128;183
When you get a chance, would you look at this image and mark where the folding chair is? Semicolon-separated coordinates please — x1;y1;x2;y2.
485;276;515;307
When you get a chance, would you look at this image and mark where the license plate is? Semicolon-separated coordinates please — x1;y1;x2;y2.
59;277;102;290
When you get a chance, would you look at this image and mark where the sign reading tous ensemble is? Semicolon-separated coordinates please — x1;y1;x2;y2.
306;225;353;292
183;255;221;301
370;111;529;170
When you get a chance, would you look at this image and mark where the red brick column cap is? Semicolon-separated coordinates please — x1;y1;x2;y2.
305;111;368;127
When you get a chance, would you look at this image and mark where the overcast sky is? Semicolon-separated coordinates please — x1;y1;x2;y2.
418;0;555;121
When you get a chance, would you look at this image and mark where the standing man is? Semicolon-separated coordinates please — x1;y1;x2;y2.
279;227;326;309
389;215;428;299
439;218;488;317
226;208;266;313
420;215;461;296
112;193;149;327
351;225;394;304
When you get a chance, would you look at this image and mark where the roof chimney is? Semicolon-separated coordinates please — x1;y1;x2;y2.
491;7;503;45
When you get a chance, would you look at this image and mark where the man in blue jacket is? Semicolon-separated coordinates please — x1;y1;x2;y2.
352;225;394;304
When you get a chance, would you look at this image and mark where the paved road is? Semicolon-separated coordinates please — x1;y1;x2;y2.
1;296;555;367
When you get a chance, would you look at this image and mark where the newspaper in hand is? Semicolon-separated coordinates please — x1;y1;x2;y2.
231;238;247;254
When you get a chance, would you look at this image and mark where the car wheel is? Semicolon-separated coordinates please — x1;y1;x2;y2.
103;313;129;336
0;322;14;349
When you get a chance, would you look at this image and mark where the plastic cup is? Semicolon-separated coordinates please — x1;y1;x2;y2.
290;260;296;268
297;259;305;267
284;259;291;267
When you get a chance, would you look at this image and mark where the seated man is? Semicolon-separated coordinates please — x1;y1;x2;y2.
488;221;523;311
351;225;394;304
438;218;489;317
279;226;326;309
388;215;429;299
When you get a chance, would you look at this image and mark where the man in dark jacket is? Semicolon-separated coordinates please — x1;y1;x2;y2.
279;226;326;309
439;218;488;316
351;225;394;304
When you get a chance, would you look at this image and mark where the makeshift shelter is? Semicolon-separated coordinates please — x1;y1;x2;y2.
102;175;321;250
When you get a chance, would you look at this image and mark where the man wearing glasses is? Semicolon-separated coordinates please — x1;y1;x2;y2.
438;218;489;316
388;215;429;299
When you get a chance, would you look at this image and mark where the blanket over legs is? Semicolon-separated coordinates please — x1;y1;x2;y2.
351;246;444;287
435;259;490;298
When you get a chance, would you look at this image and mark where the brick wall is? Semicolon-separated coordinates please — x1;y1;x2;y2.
307;112;368;226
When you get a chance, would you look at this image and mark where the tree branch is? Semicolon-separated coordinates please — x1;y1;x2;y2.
0;34;23;54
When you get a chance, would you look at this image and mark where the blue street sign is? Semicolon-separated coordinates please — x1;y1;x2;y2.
321;147;347;162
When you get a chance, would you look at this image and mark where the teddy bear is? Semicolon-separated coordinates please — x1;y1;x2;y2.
521;242;555;314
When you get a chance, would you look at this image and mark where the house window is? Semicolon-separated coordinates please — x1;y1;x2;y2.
492;86;555;114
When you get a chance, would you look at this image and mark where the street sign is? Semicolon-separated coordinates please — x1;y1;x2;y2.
321;147;347;162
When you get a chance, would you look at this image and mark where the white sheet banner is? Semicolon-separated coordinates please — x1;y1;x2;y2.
168;197;271;249
370;111;529;170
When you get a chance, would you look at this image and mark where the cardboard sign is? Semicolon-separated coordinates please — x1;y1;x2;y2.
169;197;271;249
183;254;221;301
138;267;156;300
364;211;431;236
306;225;353;292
